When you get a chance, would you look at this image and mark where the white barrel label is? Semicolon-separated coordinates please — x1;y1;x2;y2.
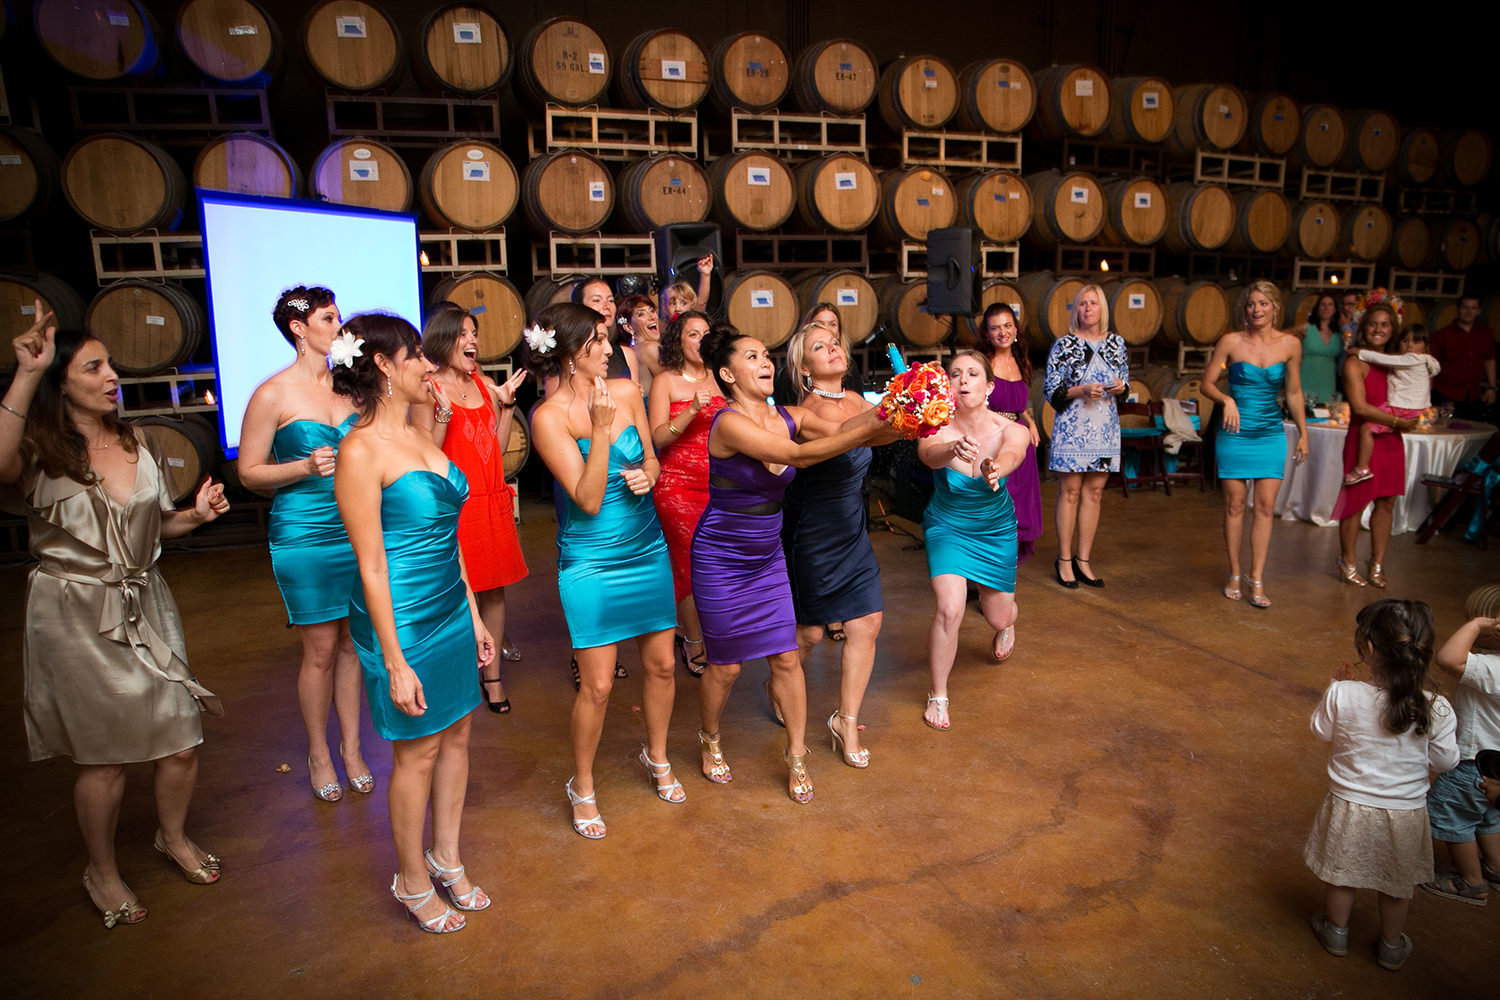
454;23;481;44
750;290;774;308
336;16;367;38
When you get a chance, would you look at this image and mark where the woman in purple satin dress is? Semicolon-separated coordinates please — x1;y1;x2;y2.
976;303;1042;563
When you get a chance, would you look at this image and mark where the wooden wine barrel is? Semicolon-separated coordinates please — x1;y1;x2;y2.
1480;294;1500;337
1395;128;1441;185
795;155;879;232
1340;204;1392;261
795;270;879;343
878;276;947;348
62;134;186;232
958;278;1027;344
1427;300;1458;332
1024;170;1105;245
877;55;959;131
521;150;613;235
1388;216;1430;270
953;58;1035;134
1297;105;1346;167
1224;189;1291;255
1430;218;1481;271
1401;299;1428;331
1105;76;1174;144
1014;271;1085;341
34;0;160;80
708;31;789;113
194;133;301;199
430;273;524;360
875;167;956;243
301;0;401;92
522;276;579;319
1101;278;1162;346
0;126;59;223
1030;64;1110;138
1287;290;1321;328
516;16;610;108
1168;83;1247;153
87;281;205;375
311;138;412;212
1245;93;1300;156
501;414;529;478
135;415;220;504
1143;367;1214;425
417;139;517;231
1162;182;1233;253
1098;176;1167;246
176;0;280;84
1443;129;1492;187
1342;109;1399;172
709;151;795;231
618;29;710;112
722;270;799;348
616;154;711;231
1285;200;1340;259
0;272;87;373
954;171;1031;243
413;3;510;95
791;39;878;115
1158;277;1229;345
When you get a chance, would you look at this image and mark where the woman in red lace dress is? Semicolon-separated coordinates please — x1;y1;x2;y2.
647;310;724;676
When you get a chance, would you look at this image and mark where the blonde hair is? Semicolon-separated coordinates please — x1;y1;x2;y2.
1236;279;1283;329
785;321;850;399
666;281;696;310
1069;284;1109;335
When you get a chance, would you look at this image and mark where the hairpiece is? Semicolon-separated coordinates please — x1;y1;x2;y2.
524;324;557;355
286;298;310;312
327;330;364;369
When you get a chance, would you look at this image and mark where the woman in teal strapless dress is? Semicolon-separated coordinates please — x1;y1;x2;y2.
237;287;373;803
1301;292;1343;404
1200;282;1309;609
333;313;495;935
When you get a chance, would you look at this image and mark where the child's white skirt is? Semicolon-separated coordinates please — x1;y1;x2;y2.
1303;792;1433;898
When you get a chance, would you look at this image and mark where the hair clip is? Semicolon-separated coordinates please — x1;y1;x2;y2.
286;297;310;312
327;330;364;369
524;324;557;354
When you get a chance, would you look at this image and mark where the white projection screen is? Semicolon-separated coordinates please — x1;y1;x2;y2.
199;192;423;456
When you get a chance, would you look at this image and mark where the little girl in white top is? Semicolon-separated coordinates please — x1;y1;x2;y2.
1304;599;1458;971
1344;325;1441;486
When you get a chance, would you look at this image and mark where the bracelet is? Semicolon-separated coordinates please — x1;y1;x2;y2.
0;401;25;420
667;423;680;436
435;406;453;424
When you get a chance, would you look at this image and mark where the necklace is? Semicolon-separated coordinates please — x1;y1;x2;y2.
87;437;110;450
441;370;468;401
680;369;706;383
810;386;846;399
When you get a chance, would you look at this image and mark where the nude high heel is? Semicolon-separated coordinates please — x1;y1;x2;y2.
828;711;870;768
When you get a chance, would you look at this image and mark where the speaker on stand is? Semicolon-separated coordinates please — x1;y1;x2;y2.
925;226;980;350
654;223;723;316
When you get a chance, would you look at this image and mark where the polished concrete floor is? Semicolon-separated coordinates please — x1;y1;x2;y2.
0;482;1492;998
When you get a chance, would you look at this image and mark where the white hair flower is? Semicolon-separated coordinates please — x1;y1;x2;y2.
327;330;364;369
524;324;557;355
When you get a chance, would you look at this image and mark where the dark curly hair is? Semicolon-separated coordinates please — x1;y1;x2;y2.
521;302;604;382
1355;599;1436;736
657;309;710;369
974;302;1031;384
272;285;336;348
421;304;475;372
23;329;137;484
329;312;422;417
699;321;750;385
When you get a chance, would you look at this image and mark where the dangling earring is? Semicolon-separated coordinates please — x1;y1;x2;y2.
801;372;812;389
568;359;576;375
385;373;392;398
297;335;306;356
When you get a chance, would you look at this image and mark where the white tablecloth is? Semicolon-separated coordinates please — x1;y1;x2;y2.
1273;420;1494;533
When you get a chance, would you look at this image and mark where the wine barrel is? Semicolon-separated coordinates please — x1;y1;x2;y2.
1342;109;1399;172
1401;299;1428;332
430;273;524;360
1389;216;1430;270
311;138;412;212
1014;271;1085;341
709;151;795;231
516;16;610;108
616;154;711;232
1480;294;1500;337
878;276;948;348
1430;218;1481;271
194;133;301;199
501;414;529;478
1245;93;1300;156
1224;189;1291;255
0;125;59;223
1024;170;1105;245
875;167;956;243
1030;64;1110;138
791;39;877;115
521;150;613;235
1340;204;1392;261
954;171;1031;243
1168;83;1247;153
1285;199;1340;260
1287;290;1321;328
1427;301;1459;332
958;279;1026;343
300;0;401;92
1162;182;1233;253
618;29;710;112
522;276;579;319
1101;278;1162;346
0;272;87;373
953;58;1035;134
1098;176;1167;246
87;281;205;375
877;55;959;131
795;270;879;343
1297;105;1346;167
413;3;510;95
794;155;879;232
176;0;280;84
708;31;789;113
62;134;186;232
135;415;220;504
1105;76;1174;144
1158;277;1229;346
34;0;160;80
1143;368;1214;426
417;139;517;231
1443;129;1492;187
1395;128;1441;185
722;270;799;348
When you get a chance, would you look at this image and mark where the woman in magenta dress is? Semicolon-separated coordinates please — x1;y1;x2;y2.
976;303;1042;564
1332;302;1416;589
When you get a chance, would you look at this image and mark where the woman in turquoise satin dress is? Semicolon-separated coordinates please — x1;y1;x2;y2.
526;302;680;840
917;351;1032;732
238;287;372;803
1200;281;1309;609
333;312;494;935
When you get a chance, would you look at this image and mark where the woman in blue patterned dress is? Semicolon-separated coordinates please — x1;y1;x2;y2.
1043;284;1128;589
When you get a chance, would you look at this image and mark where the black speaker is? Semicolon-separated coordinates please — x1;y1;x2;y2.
655;223;723;315
925;226;980;316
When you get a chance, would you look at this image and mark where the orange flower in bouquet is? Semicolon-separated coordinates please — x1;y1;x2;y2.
877;362;956;439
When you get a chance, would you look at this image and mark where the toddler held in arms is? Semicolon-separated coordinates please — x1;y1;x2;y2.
1344;325;1440;486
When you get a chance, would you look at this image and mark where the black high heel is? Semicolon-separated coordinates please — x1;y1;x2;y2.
570;658;580;691
1054;557;1079;589
1073;557;1104;588
480;670;511;714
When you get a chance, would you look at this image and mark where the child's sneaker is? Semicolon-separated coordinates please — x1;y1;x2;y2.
1309;914;1348;956
1376;933;1412;971
1341;468;1374;486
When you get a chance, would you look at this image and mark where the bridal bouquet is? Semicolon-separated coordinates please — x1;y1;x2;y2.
877;362;954;438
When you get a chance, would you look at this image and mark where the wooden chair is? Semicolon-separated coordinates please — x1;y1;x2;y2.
1162;398;1209;491
1116;401;1171;497
1415;431;1500;549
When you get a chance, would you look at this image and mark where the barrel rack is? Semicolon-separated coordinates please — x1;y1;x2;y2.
527;105;698;160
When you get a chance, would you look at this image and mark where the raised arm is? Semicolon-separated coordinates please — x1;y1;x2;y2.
711;406;883;469
0;304;54;483
1433;617;1497;679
